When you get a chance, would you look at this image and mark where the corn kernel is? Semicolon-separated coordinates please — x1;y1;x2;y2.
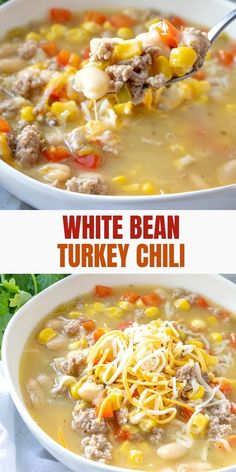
67;310;82;319
203;352;218;366
81;21;102;34
191;413;209;438
145;16;161;28
0;133;11;160
114;41;142;60
117;27;134;39
106;306;123;318
68;340;83;350
50;23;67;39
38;328;57;344
169;47;197;77
51;101;79;121
135;298;145;308
207;316;217;326
191;319;206;330
174;298;191;311
26;32;42;41
210;332;223;342
145;306;159;317
129;449;143;464
103;21;115;31
188;339;203;348
141;182;156;195
20;106;35;122
118;301;133;311
114;101;133;115
66;28;88;43
153;55;172;80
70;381;81;400
93;302;106;312
226;104;236;112
187;385;205;400
139;418;157;432
123;183;140;194
107;388;122;411
143;88;153;109
112;175;128;185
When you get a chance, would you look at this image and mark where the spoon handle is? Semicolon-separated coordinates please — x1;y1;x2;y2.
208;9;236;43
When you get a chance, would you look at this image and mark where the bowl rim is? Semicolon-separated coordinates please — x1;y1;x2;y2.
0;0;236;204
1;158;236;204
2;273;236;472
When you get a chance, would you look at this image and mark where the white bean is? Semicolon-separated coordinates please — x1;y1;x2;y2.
73;66;110;100
78;381;104;403
219;159;236;180
45;318;64;330
137;28;170;56
157;443;188;460
38;163;71;183
26;378;45;408
0;57;27;73
46;335;68;351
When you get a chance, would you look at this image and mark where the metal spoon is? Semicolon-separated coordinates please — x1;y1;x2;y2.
167;8;236;85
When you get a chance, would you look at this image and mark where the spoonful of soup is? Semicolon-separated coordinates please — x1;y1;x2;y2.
73;9;236;104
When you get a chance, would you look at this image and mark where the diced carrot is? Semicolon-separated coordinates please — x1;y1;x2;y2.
195;296;209;308
43;146;71;162
95;285;113;298
69;53;81;69
93;357;100;365
122;291;140;303
217;310;230;321
228;435;236;448
94;327;106;342
168;15;186;29
85;10;107;25
217;49;234;67
50;8;72;23
193;70;206;80
116;429;131;441
82;319;96;332
0;117;11;133
83;47;90;59
217;377;233;395
156;19;180;48
96;400;113;418
41;41;58;57
230;402;236;414
180;407;193;422
119;321;134;331
57;49;71;66
109;13;135;28
230;333;236;348
50;85;67;102
75;154;100;169
142;293;162;306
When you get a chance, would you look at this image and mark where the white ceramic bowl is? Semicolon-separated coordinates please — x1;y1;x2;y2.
0;0;236;209
2;273;236;472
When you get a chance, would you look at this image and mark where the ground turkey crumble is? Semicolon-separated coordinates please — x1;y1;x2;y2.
207;401;235;440
81;434;113;463
66;174;108;195
72;407;107;434
15;124;43;166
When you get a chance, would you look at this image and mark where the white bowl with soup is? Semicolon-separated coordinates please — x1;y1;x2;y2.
0;0;236;209
3;274;236;472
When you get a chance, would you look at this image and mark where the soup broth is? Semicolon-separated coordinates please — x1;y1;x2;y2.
0;8;236;196
20;284;236;471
